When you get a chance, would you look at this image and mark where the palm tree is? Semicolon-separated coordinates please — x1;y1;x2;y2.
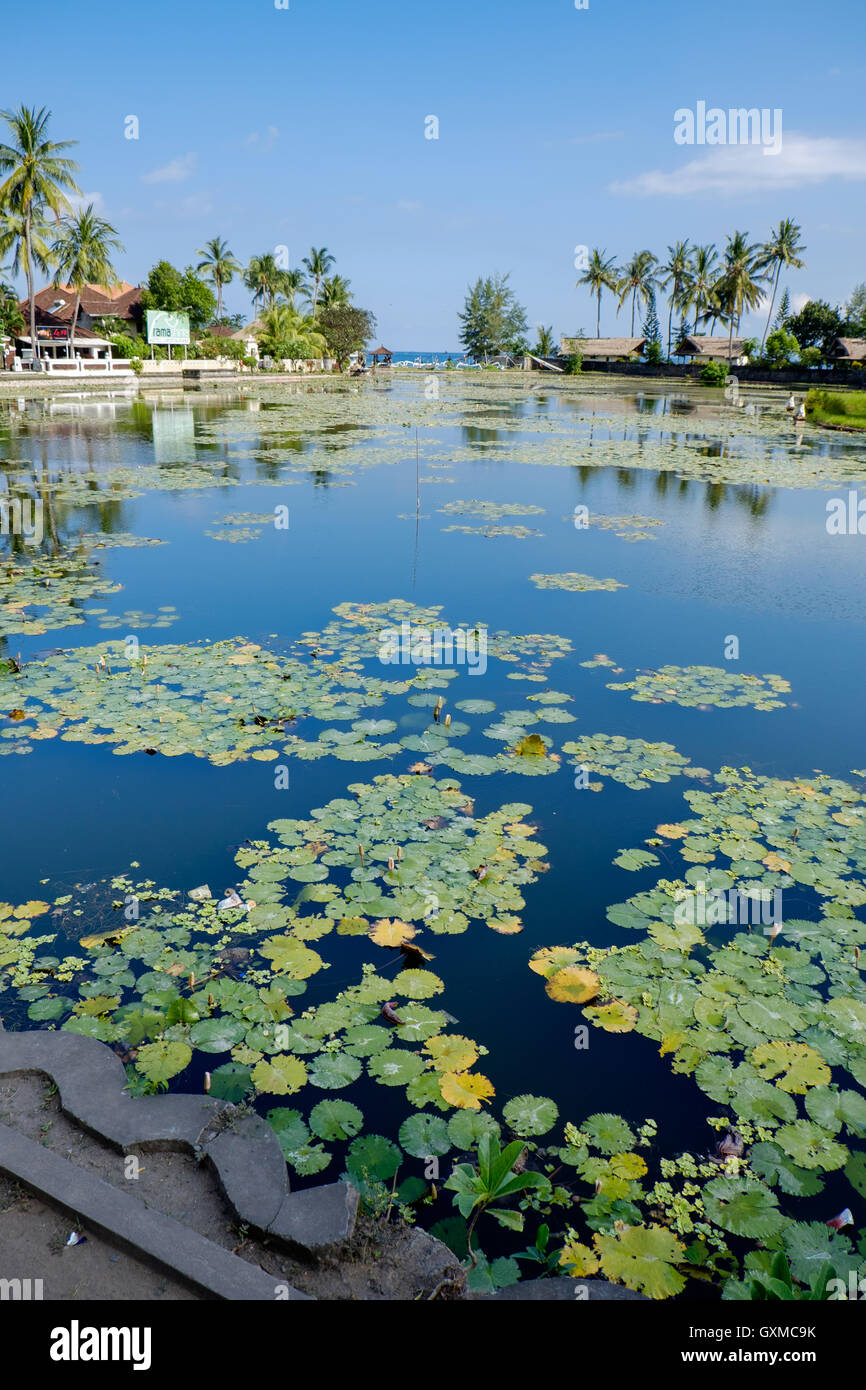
196;236;240;321
318;274;352;310
280;267;310;309
687;244;719;334
258;303;327;361
301;246;336;313
0;106;80;360
0;206;54;315
50;205;124;355
577;249;619;337
659;241;693;359
616;250;659;336
533;324;556;356
756;219;806;352
244;252;283;315
716;231;767;363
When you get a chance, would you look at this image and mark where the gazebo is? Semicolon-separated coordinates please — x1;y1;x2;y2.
371;346;393;367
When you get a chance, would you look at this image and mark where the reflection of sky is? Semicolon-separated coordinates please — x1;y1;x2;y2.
151;408;197;465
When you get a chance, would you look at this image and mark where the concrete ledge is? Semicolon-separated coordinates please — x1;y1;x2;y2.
0;1121;310;1300
0;1030;358;1259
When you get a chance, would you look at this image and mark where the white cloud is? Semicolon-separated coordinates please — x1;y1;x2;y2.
396;198;422;213
68;190;105;214
242;126;279;150
142;152;197;185
609;133;866;197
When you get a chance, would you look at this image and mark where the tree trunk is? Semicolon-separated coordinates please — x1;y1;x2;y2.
631;292;636;337
596;290;601;337
760;262;780;352
25;210;38;361
728;306;735;364
71;291;81;363
667;295;674;361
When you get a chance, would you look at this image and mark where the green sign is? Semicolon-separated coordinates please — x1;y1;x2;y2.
146;310;190;345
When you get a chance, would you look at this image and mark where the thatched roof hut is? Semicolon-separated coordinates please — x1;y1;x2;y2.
677;335;745;360
560;336;646;359
834;338;866;363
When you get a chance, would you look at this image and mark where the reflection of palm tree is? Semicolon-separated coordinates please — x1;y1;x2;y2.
51;204;124;353
616;251;658;336
756;219;806;352
576;249;619;337
0;106;80;360
196;236;240;321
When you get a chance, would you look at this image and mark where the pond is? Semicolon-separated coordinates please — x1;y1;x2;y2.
2;374;865;1297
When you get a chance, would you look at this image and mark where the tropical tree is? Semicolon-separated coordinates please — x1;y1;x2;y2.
51;204;124;352
688;244;719;333
280;267;310;309
318;274;352;310
257;303;327;361
576;249;619;337
458;273;528;360
616;250;658;336
659;241;693;358
318;304;376;370
140;261;215;332
533;324;556;356
195;236;240;321
716;232;767;362
773;287;791;333
0;280;24;339
302;246;336;313
244;252;283;315
757;219;806;352
0;206;54;323
0;106;80;360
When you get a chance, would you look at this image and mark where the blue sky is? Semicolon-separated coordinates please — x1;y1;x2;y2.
3;0;864;345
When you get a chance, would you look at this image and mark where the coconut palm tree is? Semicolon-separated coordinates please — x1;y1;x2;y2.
615;250;659;336
318;274;352;310
577;249;620;337
687;244;719;333
258;303;327;361
195;236;240;321
717;231;767;363
756;219;806;352
244;252;283;315
659;241;693;359
302;246;336;313
50;205;124;355
0;206;54;312
279;267;310;309
533;324;556;356
0;106;80;360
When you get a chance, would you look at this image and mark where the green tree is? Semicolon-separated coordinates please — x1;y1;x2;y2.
764;328;799;366
641;289;662;362
716;232;767;362
659;241;693;359
281;267;310;309
576;249;619;338
533;324;556;356
51;204;124;352
195;236;240;321
140;261;216;332
844;282;866;336
0;206;54;330
302;246;336;313
244;252;283;315
0;105;80;359
318;274;352;310
458;273;528;361
616;250;658;336
0;280;24;338
257;303;328;361
317;304;376;369
783;299;845;359
756;218;806;352
688;244;719;333
773;287;791;333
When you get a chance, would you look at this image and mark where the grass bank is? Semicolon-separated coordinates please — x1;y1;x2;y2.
806;386;866;431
